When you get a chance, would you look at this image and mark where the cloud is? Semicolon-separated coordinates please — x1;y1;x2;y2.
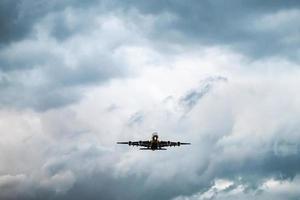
174;176;300;200
0;6;142;111
1;0;299;111
0;0;102;44
1;52;300;200
3;0;300;61
114;0;300;59
180;76;227;112
1;1;300;200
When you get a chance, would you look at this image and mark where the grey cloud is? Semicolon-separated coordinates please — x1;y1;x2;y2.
0;0;103;44
0;5;129;111
210;151;300;187
0;56;124;111
0;174;28;199
6;143;300;200
127;111;144;126
3;0;300;59
1;0;299;110
23;133;300;200
180;76;227;112
0;0;27;44
116;0;300;60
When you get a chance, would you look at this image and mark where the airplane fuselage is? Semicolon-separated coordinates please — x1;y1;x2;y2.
149;134;161;150
150;140;159;150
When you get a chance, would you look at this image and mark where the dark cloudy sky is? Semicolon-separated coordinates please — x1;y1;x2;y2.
1;0;300;199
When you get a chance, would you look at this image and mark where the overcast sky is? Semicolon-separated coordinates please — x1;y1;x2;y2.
1;0;300;200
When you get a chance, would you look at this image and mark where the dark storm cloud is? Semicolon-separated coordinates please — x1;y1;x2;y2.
116;0;300;59
0;0;26;44
0;0;103;44
2;0;300;58
0;0;127;111
210;150;300;187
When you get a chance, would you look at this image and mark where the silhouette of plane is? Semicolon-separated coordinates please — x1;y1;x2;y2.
117;132;191;150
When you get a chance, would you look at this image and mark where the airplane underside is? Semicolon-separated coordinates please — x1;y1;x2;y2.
139;148;167;150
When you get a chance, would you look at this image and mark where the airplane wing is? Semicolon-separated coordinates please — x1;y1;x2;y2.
159;141;191;147
117;141;150;147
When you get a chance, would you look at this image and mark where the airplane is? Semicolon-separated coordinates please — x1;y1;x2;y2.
117;132;191;150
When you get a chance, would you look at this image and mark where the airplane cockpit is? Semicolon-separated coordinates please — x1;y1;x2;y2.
152;132;158;141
